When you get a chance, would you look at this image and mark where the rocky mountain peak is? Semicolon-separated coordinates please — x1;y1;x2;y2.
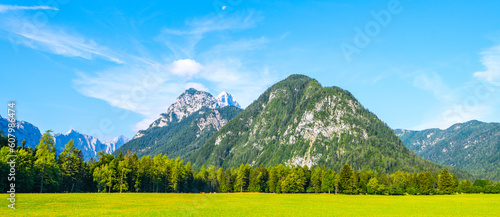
148;88;240;129
217;91;241;108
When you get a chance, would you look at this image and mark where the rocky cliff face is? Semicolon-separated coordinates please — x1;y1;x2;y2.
135;88;241;139
148;89;219;129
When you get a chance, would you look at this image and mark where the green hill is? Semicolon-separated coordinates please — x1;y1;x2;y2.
395;120;500;180
190;75;470;177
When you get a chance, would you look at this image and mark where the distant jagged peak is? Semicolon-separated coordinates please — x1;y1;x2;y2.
217;91;241;109
104;135;129;145
66;128;79;135
54;128;86;138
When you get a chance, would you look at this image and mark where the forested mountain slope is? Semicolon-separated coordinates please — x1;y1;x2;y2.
395;120;500;180
190;75;470;178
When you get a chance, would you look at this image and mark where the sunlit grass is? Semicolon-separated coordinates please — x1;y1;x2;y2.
1;193;499;216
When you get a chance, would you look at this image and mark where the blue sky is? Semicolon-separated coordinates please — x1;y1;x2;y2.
1;0;500;140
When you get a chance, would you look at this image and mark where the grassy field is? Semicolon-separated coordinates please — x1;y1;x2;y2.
1;193;499;216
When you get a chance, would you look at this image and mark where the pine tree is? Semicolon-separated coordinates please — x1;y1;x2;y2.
58;139;83;192
281;173;304;193
438;169;455;194
236;164;250;192
458;179;473;193
417;171;433;195
321;169;334;194
93;164;107;193
118;160;131;193
311;167;322;193
35;130;60;193
339;164;356;194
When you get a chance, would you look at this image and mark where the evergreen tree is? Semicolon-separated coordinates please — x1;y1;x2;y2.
58;139;83;192
458;179;473;193
35;130;60;193
236;164;250;192
339;164;356;194
417;172;433;195
438;169;455;194
118;159;131;193
281;173;304;193
93;164;107;193
310;167;322;193
321;169;334;194
14;148;36;192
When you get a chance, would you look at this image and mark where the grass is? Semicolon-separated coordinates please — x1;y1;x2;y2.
1;193;499;216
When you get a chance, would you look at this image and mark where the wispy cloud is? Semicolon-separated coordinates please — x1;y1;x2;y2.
156;11;263;58
413;44;500;130
74;64;172;118
74;11;278;133
413;72;455;102
0;16;123;63
474;45;500;86
0;5;58;13
0;8;276;133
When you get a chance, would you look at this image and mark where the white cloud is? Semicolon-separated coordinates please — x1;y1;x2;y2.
73;11;277;135
170;59;203;77
0;17;123;63
474;45;500;86
0;5;58;13
413;44;500;130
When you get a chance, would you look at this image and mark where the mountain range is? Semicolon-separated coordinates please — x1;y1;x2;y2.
395;120;500;180
116;75;470;178
5;74;498;180
0;114;42;148
0;115;128;161
54;129;129;161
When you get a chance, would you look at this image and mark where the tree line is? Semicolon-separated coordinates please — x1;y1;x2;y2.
1;130;499;194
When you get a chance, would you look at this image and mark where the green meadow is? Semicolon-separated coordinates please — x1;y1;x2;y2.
1;193;499;216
